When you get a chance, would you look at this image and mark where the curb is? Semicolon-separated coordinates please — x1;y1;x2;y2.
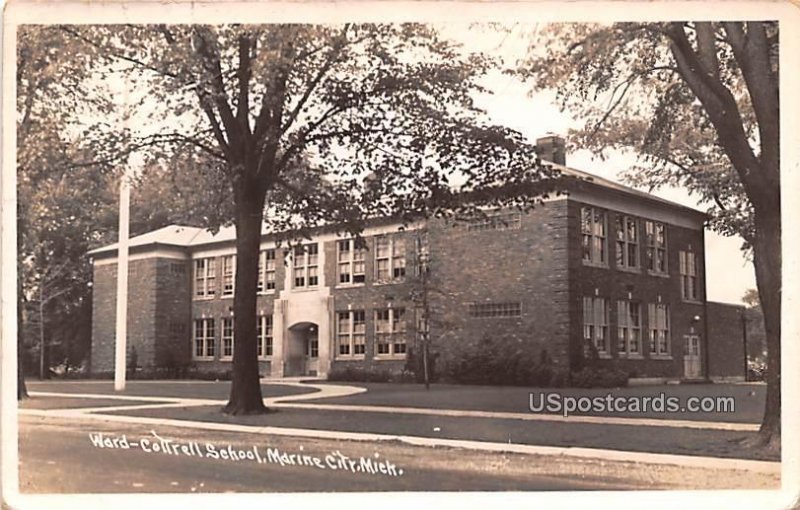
19;407;780;475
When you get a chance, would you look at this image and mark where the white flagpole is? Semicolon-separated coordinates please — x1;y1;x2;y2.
114;171;130;391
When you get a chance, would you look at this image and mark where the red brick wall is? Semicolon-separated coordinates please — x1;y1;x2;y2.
91;258;159;374
426;201;571;373
566;195;707;379
706;301;746;379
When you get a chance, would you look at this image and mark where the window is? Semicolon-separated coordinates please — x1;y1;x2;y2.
615;215;639;269
256;314;273;358
193;318;215;359
257;249;276;293
221;255;235;297
221;317;234;359
375;308;406;356
581;207;607;265
583;297;609;355
645;221;668;274
617;300;641;356
467;212;522;232
679;250;699;301
336;310;366;357
293;244;319;288
374;236;406;282
169;262;185;275
468;302;522;318
648;303;671;356
337;239;366;285
194;258;216;298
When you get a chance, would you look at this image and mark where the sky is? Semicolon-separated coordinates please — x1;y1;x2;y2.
442;24;756;305
107;23;757;305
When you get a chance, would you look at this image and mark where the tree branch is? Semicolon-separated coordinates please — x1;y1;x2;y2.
665;22;763;196
59;26;180;79
722;22;780;186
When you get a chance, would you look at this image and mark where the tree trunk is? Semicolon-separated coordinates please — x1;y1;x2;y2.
751;199;781;448
223;180;270;415
18;278;28;400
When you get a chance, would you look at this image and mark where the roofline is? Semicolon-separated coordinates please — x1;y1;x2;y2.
88;241;192;258
556;164;708;220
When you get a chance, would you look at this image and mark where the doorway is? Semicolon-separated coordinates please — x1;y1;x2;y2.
683;334;702;379
286;322;319;376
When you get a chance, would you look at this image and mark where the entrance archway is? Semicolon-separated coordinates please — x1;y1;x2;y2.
286;322;319;376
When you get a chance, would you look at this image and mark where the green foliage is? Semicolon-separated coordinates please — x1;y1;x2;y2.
569;366;629;389
517;22;778;249
443;336;568;387
327;365;413;383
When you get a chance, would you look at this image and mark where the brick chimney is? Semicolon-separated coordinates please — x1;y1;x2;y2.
535;134;566;166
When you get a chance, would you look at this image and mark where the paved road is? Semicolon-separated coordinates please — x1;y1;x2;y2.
19;415;641;493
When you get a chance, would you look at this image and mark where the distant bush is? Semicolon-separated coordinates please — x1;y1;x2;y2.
328;365;412;383
443;337;569;387
569;366;629;388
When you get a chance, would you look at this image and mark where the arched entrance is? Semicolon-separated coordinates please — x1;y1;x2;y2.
286;322;319;376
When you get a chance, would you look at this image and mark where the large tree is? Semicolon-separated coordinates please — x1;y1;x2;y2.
519;22;780;448
62;24;560;414
16;26;121;397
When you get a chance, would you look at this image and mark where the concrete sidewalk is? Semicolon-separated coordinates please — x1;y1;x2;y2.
20;380;779;468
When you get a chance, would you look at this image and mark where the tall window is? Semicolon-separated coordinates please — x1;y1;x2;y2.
336;310;366;357
193;318;215;359
679;250;699;300
293;243;319;288
617;300;641;356
615;215;639;269
375;308;406;356
256;314;273;358
645;221;668;274
648;303;671;356
221;317;234;358
257;249;276;293
581;207;607;265
337;239;366;285
194;258;216;298
221;255;235;297
375;236;406;282
583;297;609;355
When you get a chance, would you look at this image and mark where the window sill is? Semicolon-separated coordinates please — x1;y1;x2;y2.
335;355;367;361
647;270;670;278
374;355;407;360
595;353;612;359
220;356;233;361
682;298;703;305
257;290;277;296
335;283;366;290
193;296;216;302
291;286;321;293
193;357;215;362
257;356;273;361
373;280;406;287
220;294;235;299
650;355;673;360
616;266;641;275
618;354;645;360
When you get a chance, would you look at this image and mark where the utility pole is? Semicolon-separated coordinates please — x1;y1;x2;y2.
114;172;130;391
38;284;44;380
415;230;431;390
